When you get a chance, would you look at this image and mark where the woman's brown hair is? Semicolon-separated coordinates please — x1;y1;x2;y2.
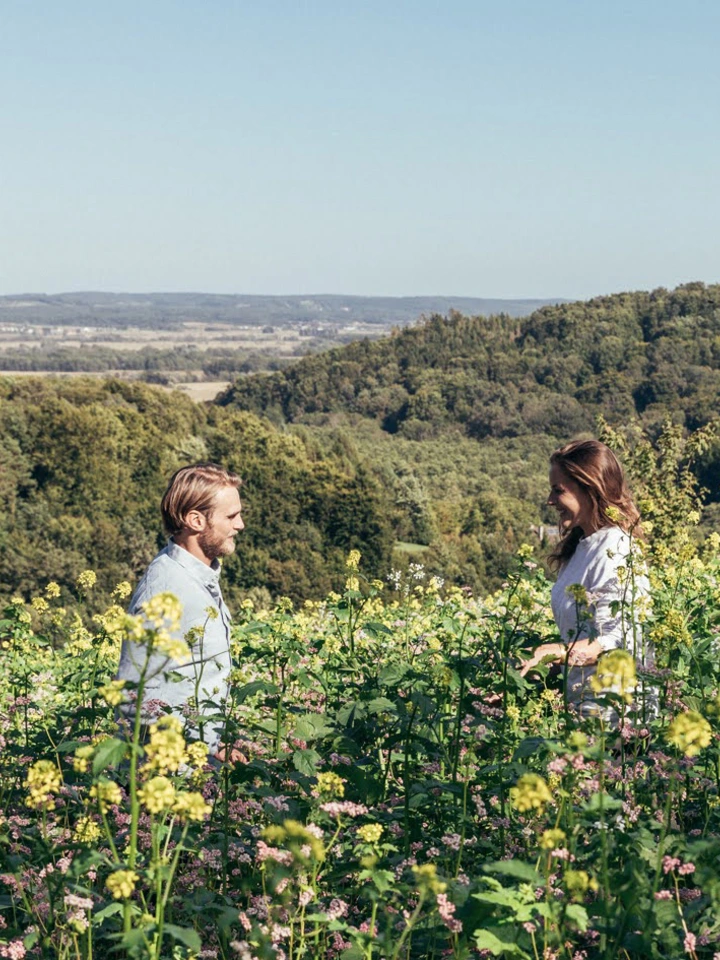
548;440;642;569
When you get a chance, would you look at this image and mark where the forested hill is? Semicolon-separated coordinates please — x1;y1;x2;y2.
219;283;720;438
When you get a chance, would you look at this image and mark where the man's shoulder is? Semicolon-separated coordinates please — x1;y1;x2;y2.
129;546;199;611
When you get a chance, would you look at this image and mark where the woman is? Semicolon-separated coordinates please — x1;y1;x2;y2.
520;439;651;717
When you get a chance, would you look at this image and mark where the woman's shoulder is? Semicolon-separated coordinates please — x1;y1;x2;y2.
579;524;641;570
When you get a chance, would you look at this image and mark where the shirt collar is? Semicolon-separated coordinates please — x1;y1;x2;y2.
165;539;222;589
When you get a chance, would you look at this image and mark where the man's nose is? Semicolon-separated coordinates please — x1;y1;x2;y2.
236;517;245;531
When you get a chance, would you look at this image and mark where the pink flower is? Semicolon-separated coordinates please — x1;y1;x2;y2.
684;931;696;954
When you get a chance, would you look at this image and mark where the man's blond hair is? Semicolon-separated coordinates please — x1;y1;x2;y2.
161;463;241;536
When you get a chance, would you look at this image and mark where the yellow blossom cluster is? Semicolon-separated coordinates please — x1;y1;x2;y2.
138;775;176;813
173;791;212;822
565;869;599;901
45;581;61;599
263;820;325;861
590;649;637;703
74;816;101;843
76;570;97;591
98;680;126;707
666;710;712;757
315;771;345;798
73;745;95;774
144;716;188;773
510;774;552;814
106;870;139;900
186;741;210;769
90;779;123;813
26;760;62;810
346;549;361;570
112;581;132;600
357;823;383;844
31;596;49;615
142;592;183;630
539;828;567;851
412;863;447;894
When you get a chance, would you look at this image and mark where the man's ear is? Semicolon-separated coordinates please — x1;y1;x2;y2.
183;509;208;533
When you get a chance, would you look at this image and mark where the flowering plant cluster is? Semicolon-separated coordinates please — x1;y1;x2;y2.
2;526;720;959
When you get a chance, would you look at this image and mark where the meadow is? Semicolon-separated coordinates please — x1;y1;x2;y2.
2;454;720;960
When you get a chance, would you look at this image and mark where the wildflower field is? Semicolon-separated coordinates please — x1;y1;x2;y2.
3;429;720;960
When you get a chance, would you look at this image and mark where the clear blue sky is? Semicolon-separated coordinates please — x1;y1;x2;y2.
2;0;718;299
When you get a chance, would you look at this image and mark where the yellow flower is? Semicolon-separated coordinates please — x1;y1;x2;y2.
666;711;712;757
112;580;132;600
506;705;521;723
98;680;126;707
204;605;219;621
566;731;588;751
590;650;637;704
565;869;599;901
90;779;123;813
540;828;567;850
357;823;383;844
173;791;212;822
73;744;95;774
186;741;209;769
45;581;61;599
77;570;97;591
74;816;101;843
240;598;254;611
346;549;361;570
141;592;183;632
138;776;176;814
412;863;446;894
106;870;139;900
26;760;62;810
315;771;345;798
345;576;360;592
510;773;552;814
144;718;188;774
565;583;588;605
31;596;49;615
153;630;191;664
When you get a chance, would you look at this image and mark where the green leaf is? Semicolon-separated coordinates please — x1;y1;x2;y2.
512;736;546;760
164;924;202;952
379;662;410;686
483;860;542;884
474;929;529;957
581;792;623;814
293;748;322;775
93;902;124;922
294;713;335;741
367;696;397;715
233;680;279;703
92;738;127;776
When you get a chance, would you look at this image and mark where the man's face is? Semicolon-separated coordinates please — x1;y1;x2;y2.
197;486;244;563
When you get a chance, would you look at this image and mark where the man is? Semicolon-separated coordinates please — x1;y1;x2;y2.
115;463;243;751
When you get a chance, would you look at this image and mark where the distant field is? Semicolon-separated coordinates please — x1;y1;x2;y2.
173;380;232;402
0;370;233;403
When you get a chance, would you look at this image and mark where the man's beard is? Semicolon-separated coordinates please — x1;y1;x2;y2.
198;524;235;562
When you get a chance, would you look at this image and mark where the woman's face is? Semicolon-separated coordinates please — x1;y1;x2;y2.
548;463;595;534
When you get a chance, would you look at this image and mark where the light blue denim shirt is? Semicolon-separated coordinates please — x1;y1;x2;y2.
115;540;233;748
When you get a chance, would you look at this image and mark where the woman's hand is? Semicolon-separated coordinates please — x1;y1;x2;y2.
519;642;565;677
520;639;605;677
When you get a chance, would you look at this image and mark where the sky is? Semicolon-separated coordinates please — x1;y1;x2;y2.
2;0;719;300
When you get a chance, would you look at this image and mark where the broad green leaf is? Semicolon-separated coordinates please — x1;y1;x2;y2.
293;748;322;776
92;738;127;776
